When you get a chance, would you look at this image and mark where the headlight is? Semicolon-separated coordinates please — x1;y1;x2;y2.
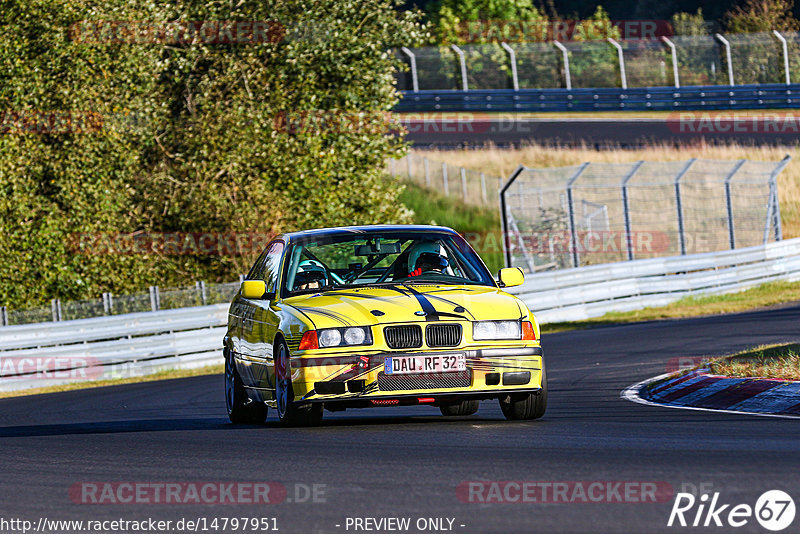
473;320;521;340
317;327;372;347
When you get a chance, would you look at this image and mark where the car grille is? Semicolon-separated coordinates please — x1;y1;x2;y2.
426;324;462;347
384;325;423;349
378;369;472;391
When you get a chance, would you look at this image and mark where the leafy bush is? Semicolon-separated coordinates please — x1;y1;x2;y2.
0;0;424;309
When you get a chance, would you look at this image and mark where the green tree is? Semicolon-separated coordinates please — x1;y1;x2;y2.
725;0;799;32
0;0;424;309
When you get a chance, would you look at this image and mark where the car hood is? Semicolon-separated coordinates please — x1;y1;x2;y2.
282;284;526;329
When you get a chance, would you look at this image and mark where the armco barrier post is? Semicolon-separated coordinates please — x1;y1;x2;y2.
480;173;487;204
674;159;696;255
461;168;468;202
725;159;747;250
442;162;449;195
424;157;431;187
51;299;62;322
621;161;645;261
566;163;591;268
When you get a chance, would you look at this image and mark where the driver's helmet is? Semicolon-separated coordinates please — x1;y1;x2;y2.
407;241;448;273
294;259;327;289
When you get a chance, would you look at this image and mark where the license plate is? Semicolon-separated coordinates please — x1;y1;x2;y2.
384;354;466;375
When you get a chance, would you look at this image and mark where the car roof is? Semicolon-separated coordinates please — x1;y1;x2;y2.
279;224;459;243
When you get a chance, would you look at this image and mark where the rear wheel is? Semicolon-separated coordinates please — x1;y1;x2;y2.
439;399;480;416
275;340;323;427
499;364;547;421
225;348;267;424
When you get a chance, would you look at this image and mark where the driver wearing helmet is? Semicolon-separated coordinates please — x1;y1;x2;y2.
407;242;449;277
294;260;327;291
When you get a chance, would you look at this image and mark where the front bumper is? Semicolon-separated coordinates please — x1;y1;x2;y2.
293;346;543;404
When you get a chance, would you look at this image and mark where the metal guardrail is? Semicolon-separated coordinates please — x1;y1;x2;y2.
0;304;228;392
2;239;799;392
509;238;800;323
395;84;800;112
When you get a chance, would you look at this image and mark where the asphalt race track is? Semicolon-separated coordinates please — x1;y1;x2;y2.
2;305;800;534
403;117;800;148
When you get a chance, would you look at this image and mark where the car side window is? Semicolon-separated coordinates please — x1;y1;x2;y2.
247;241;285;294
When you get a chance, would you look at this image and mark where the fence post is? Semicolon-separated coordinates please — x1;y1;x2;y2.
450;44;469;91
566;163;591;268
500;42;519;91
480;173;487;204
621;161;645;261
607;38;627;90
769;155;791;241
674;158;696;255
442;162;449;195
0;306;7;327
51;299;62;322
102;292;110;315
461;167;468;202
407;152;413;178
773;31;790;85
500;166;526;268
715;34;735;86
389;159;396;176
724;159;747;250
424;157;431;187
149;286;160;312
400;47;419;92
553;41;572;90
661;36;680;88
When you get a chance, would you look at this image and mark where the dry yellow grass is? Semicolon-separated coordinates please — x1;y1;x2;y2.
706;343;800;380
418;143;800;239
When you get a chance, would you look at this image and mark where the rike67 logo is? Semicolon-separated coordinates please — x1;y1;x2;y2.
668;490;795;531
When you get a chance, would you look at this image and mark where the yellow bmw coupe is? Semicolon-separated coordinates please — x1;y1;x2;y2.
224;225;545;426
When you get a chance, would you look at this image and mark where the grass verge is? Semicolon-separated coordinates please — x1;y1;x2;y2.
706;343;800;380
0;364;223;400
541;279;800;334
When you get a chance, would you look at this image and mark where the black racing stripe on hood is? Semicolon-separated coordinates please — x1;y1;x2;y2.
294;307;354;326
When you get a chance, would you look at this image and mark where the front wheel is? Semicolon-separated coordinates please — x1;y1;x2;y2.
275;340;323;427
439;399;480;416
225;348;267;424
499;365;547;421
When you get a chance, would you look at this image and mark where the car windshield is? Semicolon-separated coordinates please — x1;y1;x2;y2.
282;230;495;296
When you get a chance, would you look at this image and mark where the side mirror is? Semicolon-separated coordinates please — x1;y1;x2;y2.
241;280;267;299
498;267;524;288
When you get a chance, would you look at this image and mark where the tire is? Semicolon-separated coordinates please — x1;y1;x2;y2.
499;364;547;421
439;399;480;416
225;348;267;424
275;339;323;427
